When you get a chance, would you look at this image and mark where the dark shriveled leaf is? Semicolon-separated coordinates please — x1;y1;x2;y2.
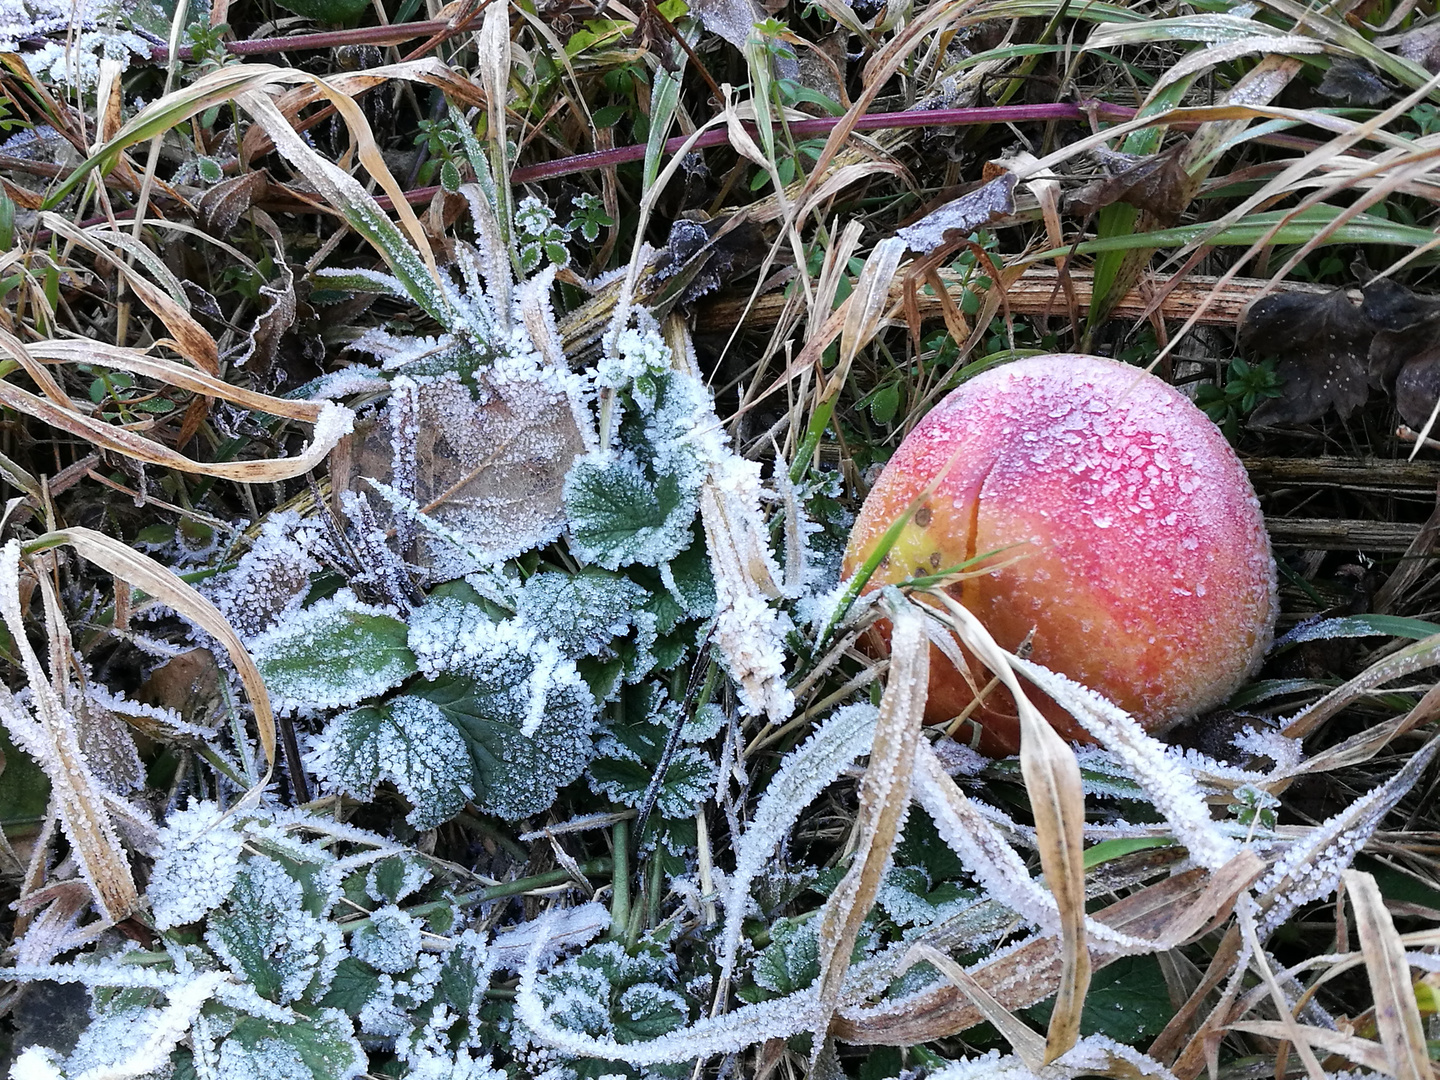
1317;58;1393;105
1395;347;1440;430
1242;289;1372;426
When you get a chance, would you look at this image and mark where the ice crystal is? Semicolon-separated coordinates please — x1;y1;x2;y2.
720;704;878;981
1256;733;1440;935
514;568;650;659
206;511;318;643
489;902;611;971
1010;656;1238;870
205;855;346;1005
148;800;247;930
306;695;474;830
1;0;157;89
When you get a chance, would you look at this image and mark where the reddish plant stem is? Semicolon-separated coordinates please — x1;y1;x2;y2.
144;19;455;62
377;101;1139;206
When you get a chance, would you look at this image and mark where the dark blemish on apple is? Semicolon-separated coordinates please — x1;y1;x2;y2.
915;506;933;527
930;552;942;569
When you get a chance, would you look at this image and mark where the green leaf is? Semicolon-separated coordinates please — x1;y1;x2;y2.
750;922;820;997
1025;954;1172;1047
223;1011;366;1080
1275;614;1440;651
206;856;343;1004
868;384;901;425
271;0;370;19
318;957;383;1017
564;457;698;570
515;567;650;658
307;699;475;830
254;591;418;713
414;659;599;820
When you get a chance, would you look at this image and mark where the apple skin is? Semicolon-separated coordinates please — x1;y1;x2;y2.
842;354;1277;755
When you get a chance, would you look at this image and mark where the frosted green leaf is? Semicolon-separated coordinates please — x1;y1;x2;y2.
253;589;417;714
306;698;474;830
220;1010;366;1080
564;454;698;570
749;922;819;997
206;856;345;1005
147;800;246;930
514;568;650;659
350;905;422;974
411;615;599;819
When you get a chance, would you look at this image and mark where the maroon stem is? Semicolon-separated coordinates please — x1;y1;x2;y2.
144;19;454;62
377;101;1139;207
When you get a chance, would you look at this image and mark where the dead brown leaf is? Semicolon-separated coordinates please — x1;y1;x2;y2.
1065;142;1192;224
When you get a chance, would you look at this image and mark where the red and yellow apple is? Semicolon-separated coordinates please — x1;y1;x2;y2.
842;353;1276;755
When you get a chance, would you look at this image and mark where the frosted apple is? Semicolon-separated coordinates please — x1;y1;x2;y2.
842;354;1277;755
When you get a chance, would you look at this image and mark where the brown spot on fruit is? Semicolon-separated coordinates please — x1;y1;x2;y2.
929;552;942;569
914;506;933;527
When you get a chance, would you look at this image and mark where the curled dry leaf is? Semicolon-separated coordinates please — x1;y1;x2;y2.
198;169;268;236
1316;57;1393;104
896;172;1018;254
1065;142;1192;224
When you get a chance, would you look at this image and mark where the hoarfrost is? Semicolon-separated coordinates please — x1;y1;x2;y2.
251;589;414;714
351;905;424;974
407;598;600;819
720;704;878;981
147;800;246;930
205;511;318;643
305;695;474;830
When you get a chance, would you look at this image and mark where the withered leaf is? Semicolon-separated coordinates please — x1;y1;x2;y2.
1064;141;1191;224
1317;57;1392;105
348;371;586;573
896;172;1018;254
1243;279;1440;427
233;259;296;377
1395;346;1440;430
1243;288;1373;426
1395;22;1440;74
198;169;268;236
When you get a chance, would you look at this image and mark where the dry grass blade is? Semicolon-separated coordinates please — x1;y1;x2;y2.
32;527;276;787
1009;655;1236;870
1016;654;1089;1062
0;377;352;483
833;863;1257;1045
0;542;139;923
813;593;928;1040
913;592;1088;1057
1282;631;1440;740
1342;869;1429;1080
25;340;329;422
904;943;1047;1070
1226;1020;1392;1074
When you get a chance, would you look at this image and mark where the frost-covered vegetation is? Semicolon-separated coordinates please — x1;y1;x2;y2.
5;0;1440;1077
